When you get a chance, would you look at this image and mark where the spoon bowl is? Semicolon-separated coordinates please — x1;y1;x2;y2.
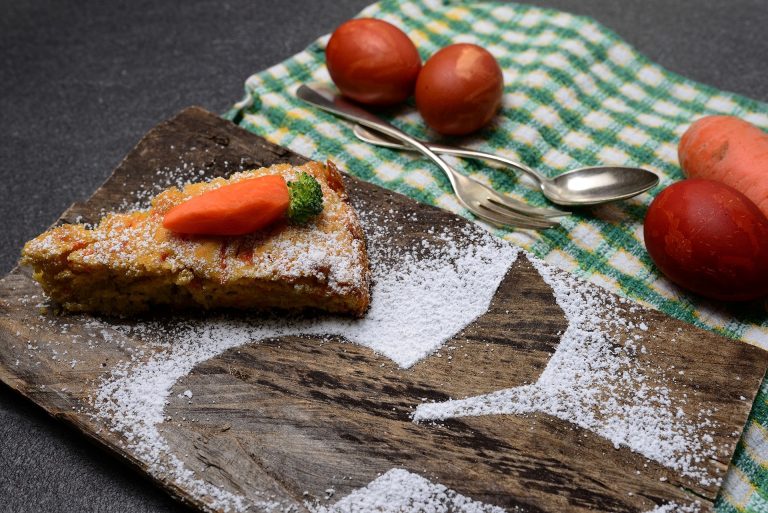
541;166;660;206
353;124;660;206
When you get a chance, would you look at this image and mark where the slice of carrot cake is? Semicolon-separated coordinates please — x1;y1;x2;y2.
21;161;370;317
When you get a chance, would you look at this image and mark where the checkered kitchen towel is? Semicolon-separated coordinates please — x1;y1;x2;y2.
225;1;768;510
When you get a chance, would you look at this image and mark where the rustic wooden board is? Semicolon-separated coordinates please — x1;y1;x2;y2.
1;107;766;513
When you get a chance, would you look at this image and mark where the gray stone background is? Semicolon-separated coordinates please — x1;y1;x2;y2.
1;0;766;511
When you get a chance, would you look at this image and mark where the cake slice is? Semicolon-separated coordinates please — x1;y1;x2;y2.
21;161;370;317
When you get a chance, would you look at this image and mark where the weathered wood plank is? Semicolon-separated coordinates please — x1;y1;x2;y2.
0;107;766;513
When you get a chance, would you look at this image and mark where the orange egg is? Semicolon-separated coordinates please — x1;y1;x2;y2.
644;179;768;301
326;18;421;106
415;43;504;135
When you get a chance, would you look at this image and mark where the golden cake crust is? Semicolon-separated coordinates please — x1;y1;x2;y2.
22;161;371;316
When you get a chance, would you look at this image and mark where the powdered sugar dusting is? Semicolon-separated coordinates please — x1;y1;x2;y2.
80;172;719;511
309;469;508;513
642;501;702;513
92;203;518;511
413;256;719;486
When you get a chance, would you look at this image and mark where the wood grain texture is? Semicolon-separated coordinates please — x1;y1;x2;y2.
0;107;766;513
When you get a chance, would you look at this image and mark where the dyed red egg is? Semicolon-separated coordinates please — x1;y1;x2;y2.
644;178;768;301
325;18;421;106
415;43;503;135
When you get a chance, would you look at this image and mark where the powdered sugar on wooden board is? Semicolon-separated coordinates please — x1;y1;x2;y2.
80;193;720;511
641;502;702;513
413;257;719;486
312;470;701;513
308;468;508;513
24;164;719;512
91;203;518;511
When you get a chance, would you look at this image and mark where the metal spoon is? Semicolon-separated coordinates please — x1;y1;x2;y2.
354;125;660;207
296;84;566;230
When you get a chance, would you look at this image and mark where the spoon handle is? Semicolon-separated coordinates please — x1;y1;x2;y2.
296;85;566;222
353;125;548;184
296;85;467;193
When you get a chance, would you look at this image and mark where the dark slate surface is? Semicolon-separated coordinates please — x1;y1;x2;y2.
1;0;766;511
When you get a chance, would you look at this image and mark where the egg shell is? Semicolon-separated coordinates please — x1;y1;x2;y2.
644;178;768;301
415;43;503;135
325;18;421;106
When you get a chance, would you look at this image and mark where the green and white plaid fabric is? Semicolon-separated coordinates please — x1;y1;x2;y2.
225;1;768;510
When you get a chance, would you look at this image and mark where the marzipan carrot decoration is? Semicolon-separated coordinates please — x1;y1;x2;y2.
163;172;323;235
